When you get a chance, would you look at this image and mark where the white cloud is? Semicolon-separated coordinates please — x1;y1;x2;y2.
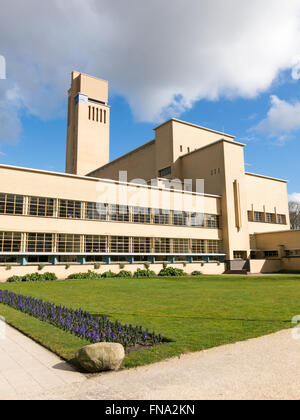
1;0;300;142
254;95;300;141
289;193;300;203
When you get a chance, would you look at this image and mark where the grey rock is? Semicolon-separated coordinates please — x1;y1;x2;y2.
76;342;125;373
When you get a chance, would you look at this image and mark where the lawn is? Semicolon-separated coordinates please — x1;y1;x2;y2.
1;275;300;369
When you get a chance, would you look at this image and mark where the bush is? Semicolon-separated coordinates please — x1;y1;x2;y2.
116;270;132;278
159;267;186;277
5;264;12;271
163;262;168;269
65;264;71;270
101;270;116;278
7;272;57;283
38;264;46;271
191;271;203;276
119;263;125;269
134;268;156;278
67;270;101;280
94;263;101;270
143;262;150;269
7;275;22;283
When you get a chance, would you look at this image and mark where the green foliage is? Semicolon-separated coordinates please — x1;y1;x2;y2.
5;264;12;271
119;263;125;269
94;263;101;270
163;262;168;269
191;271;203;276
7;272;58;283
116;270;132;278
65;264;71;270
158;267;186;277
134;268;156;278
38;264;46;271
67;270;101;280
143;262;150;269
101;270;116;278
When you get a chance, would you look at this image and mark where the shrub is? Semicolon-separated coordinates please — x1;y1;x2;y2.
116;270;132;278
68;270;101;280
159;267;186;277
163;262;168;269
7;275;22;283
101;270;116;278
38;264;46;271
183;262;187;267
143;262;150;269
134;269;156;278
7;272;57;283
191;271;203;276
65;264;71;270
119;263;125;269
94;263;101;270
5;264;12;271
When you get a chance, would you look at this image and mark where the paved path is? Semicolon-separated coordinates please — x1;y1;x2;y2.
2;324;300;400
0;324;85;399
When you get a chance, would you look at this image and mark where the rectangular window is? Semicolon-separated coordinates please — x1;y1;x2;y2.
28;197;54;217
277;214;286;225
58;234;81;253
191;239;206;254
190;213;205;227
58;200;81;219
173;238;189;253
0;193;24;215
207;240;222;254
133;237;151;253
264;250;279;258
26;233;53;253
173;211;189;226
132;207;151;224
85;202;107;221
104;110;106;124
110;236;130;253
266;213;273;223
0;232;22;252
158;167;172;178
153;209;170;225
85;235;107;253
154;238;170;254
254;212;264;222
109;205;130;222
205;214;219;228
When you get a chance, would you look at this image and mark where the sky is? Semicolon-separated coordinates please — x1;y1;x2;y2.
0;0;300;199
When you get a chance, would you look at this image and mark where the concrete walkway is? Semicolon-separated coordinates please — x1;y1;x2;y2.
2;324;300;400
0;324;85;399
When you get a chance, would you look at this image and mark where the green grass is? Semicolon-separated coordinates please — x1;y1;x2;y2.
1;275;300;369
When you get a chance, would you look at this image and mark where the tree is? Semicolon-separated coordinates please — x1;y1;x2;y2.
289;201;300;230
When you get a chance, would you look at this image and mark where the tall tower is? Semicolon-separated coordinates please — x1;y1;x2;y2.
66;71;110;175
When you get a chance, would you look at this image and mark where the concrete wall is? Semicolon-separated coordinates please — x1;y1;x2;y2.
249;259;282;274
281;258;300;272
0;262;226;282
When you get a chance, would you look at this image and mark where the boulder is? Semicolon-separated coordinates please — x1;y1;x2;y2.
75;342;125;373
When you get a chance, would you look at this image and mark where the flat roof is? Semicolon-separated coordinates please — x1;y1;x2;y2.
245;172;288;183
154;118;235;139
180;138;245;160
254;229;295;236
0;164;221;199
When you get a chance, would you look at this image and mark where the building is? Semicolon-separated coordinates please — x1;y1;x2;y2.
0;71;298;281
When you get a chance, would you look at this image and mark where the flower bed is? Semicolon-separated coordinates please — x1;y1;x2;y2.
0;290;163;349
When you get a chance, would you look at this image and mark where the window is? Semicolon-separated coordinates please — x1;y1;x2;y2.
190;213;205;227
88;106;91;120
132;207;151;224
28;197;54;217
58;200;81;219
205;214;219;228
110;236;130;253
191;239;206;254
0;232;22;252
158;167;171;178
109;205;129;222
254;212;264;222
133;237;151;253
187;147;190;153
180;145;183;152
277;214;286;225
173;211;189;226
153;209;170;225
85;202;107;221
85;235;107;253
207;240;222;254
0;194;23;215
247;211;253;222
26;233;53;253
58;234;81;253
264;250;278;258
104;110;107;124
173;238;189;253
154;238;170;254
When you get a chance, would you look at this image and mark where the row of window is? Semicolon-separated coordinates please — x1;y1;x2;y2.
0;193;220;228
248;211;287;225
88;105;107;123
0;231;223;255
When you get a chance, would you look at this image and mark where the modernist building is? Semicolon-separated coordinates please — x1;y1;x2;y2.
0;71;297;280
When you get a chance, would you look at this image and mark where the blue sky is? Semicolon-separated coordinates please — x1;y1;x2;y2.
0;1;300;198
